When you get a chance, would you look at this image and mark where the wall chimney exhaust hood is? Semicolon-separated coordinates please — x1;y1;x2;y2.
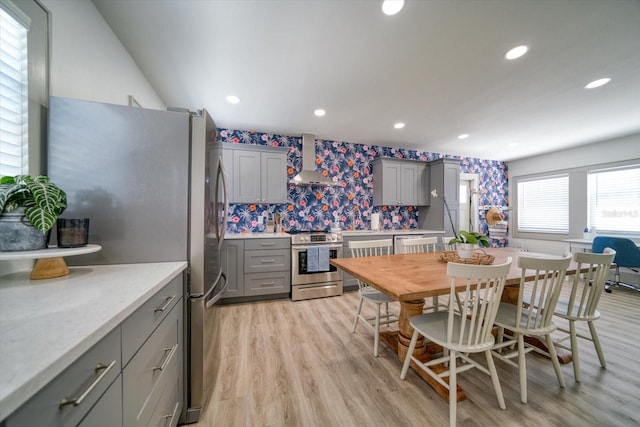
290;133;336;186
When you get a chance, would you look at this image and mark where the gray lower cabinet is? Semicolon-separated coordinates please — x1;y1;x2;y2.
222;238;290;299
3;275;183;427
221;239;245;298
3;327;122;427
122;275;182;427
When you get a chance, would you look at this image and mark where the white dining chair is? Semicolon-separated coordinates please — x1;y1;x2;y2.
442;236;456;251
491;253;572;403
397;236;448;312
400;258;513;427
552;248;616;382
349;239;397;357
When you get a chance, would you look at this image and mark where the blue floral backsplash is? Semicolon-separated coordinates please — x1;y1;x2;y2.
219;129;508;246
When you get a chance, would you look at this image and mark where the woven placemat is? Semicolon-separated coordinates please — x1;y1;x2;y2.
439;250;495;265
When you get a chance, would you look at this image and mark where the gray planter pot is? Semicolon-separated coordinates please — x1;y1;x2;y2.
0;208;48;251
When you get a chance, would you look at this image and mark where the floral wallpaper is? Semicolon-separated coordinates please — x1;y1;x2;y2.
219;129;509;246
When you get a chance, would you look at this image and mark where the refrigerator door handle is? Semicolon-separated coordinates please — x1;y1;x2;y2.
218;159;229;249
205;272;227;308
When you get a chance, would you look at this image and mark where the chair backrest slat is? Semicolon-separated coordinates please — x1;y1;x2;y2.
446;258;512;347
348;239;393;291
397;236;438;254
516;254;572;330
563;248;616;318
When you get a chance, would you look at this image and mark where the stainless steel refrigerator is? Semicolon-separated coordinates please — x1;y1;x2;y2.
47;96;228;424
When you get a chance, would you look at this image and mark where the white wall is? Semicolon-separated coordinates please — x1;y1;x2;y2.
508;133;639;177
41;0;165;109
508;133;640;285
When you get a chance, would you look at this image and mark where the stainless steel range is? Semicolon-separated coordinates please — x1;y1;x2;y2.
290;231;343;301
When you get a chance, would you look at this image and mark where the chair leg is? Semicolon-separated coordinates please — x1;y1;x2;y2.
569;320;581;382
517;334;527;404
352;297;364;332
545;333;566;388
400;330;420;379
374;303;381;357
449;350;457;427
588;320;607;368
485;350;506;410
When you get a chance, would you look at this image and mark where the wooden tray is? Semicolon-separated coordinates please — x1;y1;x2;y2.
439;250;495;265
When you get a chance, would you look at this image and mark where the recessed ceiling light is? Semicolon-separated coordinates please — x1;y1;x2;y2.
584;78;611;89
382;0;405;16
505;45;528;60
458;134;469;140
314;109;326;117
226;95;240;104
394;122;405;129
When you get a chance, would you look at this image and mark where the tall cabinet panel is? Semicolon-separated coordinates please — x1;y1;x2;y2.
417;158;460;236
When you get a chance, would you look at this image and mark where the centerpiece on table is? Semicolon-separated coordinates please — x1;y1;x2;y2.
431;188;489;259
0;175;67;251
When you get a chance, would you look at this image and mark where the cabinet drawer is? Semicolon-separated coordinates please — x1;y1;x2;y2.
123;301;181;427
77;374;123;427
244;249;290;273
146;362;181;427
4;327;121;427
244;271;290;296
244;238;290;251
122;275;182;365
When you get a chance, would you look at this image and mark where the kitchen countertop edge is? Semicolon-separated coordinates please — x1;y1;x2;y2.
224;229;444;239
0;261;187;421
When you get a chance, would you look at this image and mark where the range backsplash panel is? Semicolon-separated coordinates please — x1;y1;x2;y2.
219;129;508;246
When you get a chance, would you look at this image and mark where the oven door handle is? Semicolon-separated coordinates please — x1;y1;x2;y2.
292;244;343;251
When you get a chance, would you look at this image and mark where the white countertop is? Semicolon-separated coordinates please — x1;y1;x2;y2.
225;229;444;239
0;261;187;421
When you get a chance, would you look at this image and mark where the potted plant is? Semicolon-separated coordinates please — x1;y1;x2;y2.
0;175;67;251
431;188;489;258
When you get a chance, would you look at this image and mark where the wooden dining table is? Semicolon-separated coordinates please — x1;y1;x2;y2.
331;247;582;403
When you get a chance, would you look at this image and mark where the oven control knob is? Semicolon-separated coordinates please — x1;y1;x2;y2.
331;233;338;241
303;236;309;242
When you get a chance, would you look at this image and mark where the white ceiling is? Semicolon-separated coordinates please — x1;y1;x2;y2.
92;0;640;162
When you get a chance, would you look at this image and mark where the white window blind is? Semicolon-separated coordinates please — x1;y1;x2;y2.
517;175;569;233
0;2;29;176
588;165;640;234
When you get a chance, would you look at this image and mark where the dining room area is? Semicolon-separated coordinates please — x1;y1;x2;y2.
194;245;640;427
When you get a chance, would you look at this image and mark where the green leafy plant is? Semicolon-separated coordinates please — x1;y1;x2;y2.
431;188;489;248
449;230;490;248
0;175;67;233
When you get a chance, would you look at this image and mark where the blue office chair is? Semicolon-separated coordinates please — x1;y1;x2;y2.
592;236;640;293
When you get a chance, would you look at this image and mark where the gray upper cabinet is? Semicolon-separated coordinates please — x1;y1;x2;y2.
418;158;461;235
219;143;288;204
372;158;428;206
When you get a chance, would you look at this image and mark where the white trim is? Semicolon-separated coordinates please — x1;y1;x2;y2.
0;0;30;29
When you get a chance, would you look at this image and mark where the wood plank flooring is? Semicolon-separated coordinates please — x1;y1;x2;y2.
193;287;640;427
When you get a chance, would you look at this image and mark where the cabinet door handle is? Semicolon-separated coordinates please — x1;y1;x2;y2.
154;344;178;372
261;259;275;264
163;401;180;425
59;360;116;410
261;282;275;286
260;243;275;247
154;295;176;312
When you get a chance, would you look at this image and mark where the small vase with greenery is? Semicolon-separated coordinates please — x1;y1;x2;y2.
0;175;67;234
431;188;489;256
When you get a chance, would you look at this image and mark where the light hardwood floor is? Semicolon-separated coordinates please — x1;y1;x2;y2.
193;287;640;427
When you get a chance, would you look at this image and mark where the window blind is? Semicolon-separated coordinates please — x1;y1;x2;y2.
0;2;29;176
588;165;640;234
517;175;569;233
